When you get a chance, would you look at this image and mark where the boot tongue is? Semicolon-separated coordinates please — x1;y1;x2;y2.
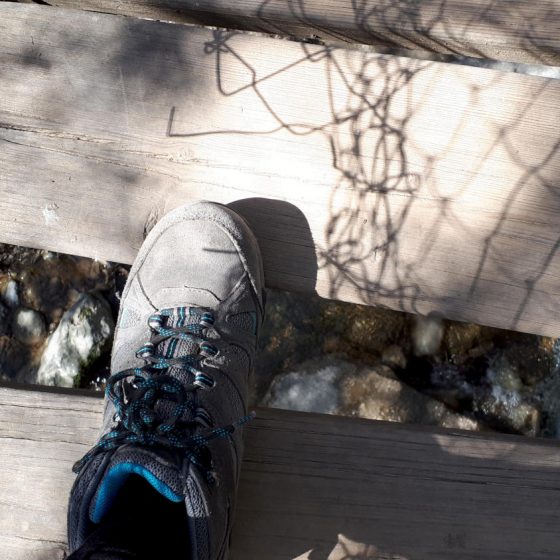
154;306;203;423
90;307;209;524
158;307;203;357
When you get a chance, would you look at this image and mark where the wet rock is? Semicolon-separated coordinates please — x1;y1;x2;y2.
499;341;554;386
263;357;353;414
24;270;66;324
0;243;41;272
341;365;480;431
473;391;539;436
36;293;115;387
412;315;444;356
12;307;46;344
0;335;37;381
465;342;495;360
468;356;541;435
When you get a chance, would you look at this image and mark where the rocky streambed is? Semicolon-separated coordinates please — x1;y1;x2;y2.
1;243;560;438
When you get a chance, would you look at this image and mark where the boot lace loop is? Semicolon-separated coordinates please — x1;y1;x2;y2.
72;307;254;483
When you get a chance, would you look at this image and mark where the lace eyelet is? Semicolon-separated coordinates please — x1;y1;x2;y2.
136;342;155;359
200;312;215;328
148;314;163;330
193;370;216;390
199;342;219;358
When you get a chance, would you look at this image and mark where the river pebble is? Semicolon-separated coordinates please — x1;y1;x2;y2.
12;308;46;345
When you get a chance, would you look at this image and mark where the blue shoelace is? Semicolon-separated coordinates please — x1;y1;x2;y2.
72;308;254;482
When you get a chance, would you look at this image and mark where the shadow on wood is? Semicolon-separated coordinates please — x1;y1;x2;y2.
1;5;560;336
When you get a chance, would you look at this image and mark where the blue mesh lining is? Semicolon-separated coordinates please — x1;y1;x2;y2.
91;462;183;523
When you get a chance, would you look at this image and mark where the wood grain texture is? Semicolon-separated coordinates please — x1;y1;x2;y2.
1;4;560;335
22;0;560;65
2;384;560;559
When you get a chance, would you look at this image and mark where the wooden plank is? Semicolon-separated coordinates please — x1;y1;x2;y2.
17;0;560;66
2;383;560;559
1;4;560;336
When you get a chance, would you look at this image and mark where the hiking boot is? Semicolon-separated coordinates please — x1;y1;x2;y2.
68;201;265;559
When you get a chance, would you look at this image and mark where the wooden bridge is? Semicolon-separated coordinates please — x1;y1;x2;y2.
1;1;560;558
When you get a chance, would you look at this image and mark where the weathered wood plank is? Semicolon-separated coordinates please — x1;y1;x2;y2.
17;0;560;65
2;384;560;559
1;5;560;335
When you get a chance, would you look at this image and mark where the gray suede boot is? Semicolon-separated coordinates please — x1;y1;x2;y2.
68;201;265;559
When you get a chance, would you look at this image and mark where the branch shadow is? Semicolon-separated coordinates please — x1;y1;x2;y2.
166;28;560;336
